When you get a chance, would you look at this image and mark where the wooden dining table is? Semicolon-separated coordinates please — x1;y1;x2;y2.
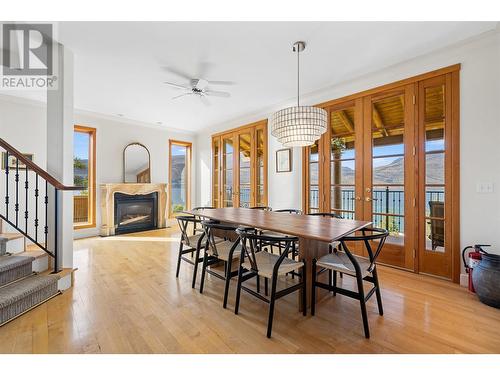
183;207;371;308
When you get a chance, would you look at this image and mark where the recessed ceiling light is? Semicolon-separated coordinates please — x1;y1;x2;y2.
117;113;124;117
156;121;163;125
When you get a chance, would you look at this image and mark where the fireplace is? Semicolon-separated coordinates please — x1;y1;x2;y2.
114;192;158;234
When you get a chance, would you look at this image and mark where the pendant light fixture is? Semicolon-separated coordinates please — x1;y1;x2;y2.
271;41;327;147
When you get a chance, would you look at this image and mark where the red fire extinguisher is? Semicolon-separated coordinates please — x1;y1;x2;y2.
462;244;490;293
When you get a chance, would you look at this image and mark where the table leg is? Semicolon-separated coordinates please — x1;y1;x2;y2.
298;237;330;311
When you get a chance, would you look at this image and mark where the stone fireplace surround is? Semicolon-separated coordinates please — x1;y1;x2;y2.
100;183;168;236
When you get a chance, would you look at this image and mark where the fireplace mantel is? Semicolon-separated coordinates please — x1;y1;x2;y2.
100;183;168;236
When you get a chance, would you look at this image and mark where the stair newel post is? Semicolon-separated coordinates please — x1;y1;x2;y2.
52;187;61;273
15;158;19;227
35;173;39;242
25;166;29;234
44;180;49;250
4;151;9;221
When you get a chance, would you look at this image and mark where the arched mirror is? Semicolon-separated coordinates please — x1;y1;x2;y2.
123;143;151;183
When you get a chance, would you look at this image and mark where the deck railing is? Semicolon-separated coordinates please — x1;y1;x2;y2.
309;187;444;233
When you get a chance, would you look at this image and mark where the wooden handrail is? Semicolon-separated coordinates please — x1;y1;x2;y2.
0;138;83;191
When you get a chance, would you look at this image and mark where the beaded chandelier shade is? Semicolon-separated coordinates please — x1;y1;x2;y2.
271;41;327;147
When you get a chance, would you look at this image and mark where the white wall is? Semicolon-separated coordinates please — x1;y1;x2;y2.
0;95;196;239
0;97;47;239
74;112;196;238
196;29;500;257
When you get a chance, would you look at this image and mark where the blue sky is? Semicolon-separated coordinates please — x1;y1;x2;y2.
74;132;89;159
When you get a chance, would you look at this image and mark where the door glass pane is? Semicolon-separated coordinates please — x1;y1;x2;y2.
256;128;265;206
372;94;405;244
330;105;356;218
212;138;219;207
170;144;189;215
424;84;446;252
73;131;90;224
308;141;319;212
238;133;251;207
223;138;233;207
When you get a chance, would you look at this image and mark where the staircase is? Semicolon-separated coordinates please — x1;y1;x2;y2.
0;138;82;326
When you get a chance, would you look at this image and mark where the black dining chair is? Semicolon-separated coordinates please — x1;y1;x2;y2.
273;209;302;215
311;227;389;338
307;212;343;219
249;206;272;211
263;208;302;265
308;212;344;285
176;215;224;288
191;206;216;235
234;227;306;338
199;220;241;308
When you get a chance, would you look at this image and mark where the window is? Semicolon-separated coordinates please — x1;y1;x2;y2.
73;125;96;228
302;65;460;281
211;120;268;208
169;140;192;217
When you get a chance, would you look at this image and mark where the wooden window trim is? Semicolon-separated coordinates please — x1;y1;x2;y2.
315;64;460;109
168;139;192;218
73;125;96;230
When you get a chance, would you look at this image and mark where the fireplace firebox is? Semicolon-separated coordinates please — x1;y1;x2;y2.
114;192;158;234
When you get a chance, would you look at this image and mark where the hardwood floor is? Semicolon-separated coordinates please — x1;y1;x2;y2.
1;226;499;354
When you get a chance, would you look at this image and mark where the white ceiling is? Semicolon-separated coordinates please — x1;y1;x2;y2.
5;22;498;132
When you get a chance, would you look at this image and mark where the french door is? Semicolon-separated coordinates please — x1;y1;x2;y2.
303;67;459;280
362;85;416;269
212;120;268;208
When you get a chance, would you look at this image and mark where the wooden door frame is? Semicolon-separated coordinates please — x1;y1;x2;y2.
211;136;222;208
168;139;192;218
300;64;460;282
212;120;268;208
362;85;417;271
234;128;255;207
417;72;460;282
73;124;97;230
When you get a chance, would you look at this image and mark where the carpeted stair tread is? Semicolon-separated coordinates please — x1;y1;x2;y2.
0;255;34;273
0;274;59;309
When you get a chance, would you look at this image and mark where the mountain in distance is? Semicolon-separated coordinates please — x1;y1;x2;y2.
313;153;444;185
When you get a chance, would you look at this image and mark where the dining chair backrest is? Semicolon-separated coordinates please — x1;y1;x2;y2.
249;206;272;211
308;212;343;219
274;209;302;215
176;215;203;246
235;227;298;274
192;206;216;211
339;227;389;273
201;220;239;257
189;207;215;234
429;201;444;249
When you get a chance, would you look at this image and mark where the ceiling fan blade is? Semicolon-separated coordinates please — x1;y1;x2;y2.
162;66;192;81
164;81;192;90
172;93;192;100
204;90;231;98
199;95;210;106
207;81;236;86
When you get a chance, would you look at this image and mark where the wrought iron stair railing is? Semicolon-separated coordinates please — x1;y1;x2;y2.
0;138;82;273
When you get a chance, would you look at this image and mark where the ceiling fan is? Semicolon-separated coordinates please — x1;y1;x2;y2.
163;66;233;105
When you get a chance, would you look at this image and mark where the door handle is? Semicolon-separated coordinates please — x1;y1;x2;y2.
355;196;361;201
365;197;372;202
